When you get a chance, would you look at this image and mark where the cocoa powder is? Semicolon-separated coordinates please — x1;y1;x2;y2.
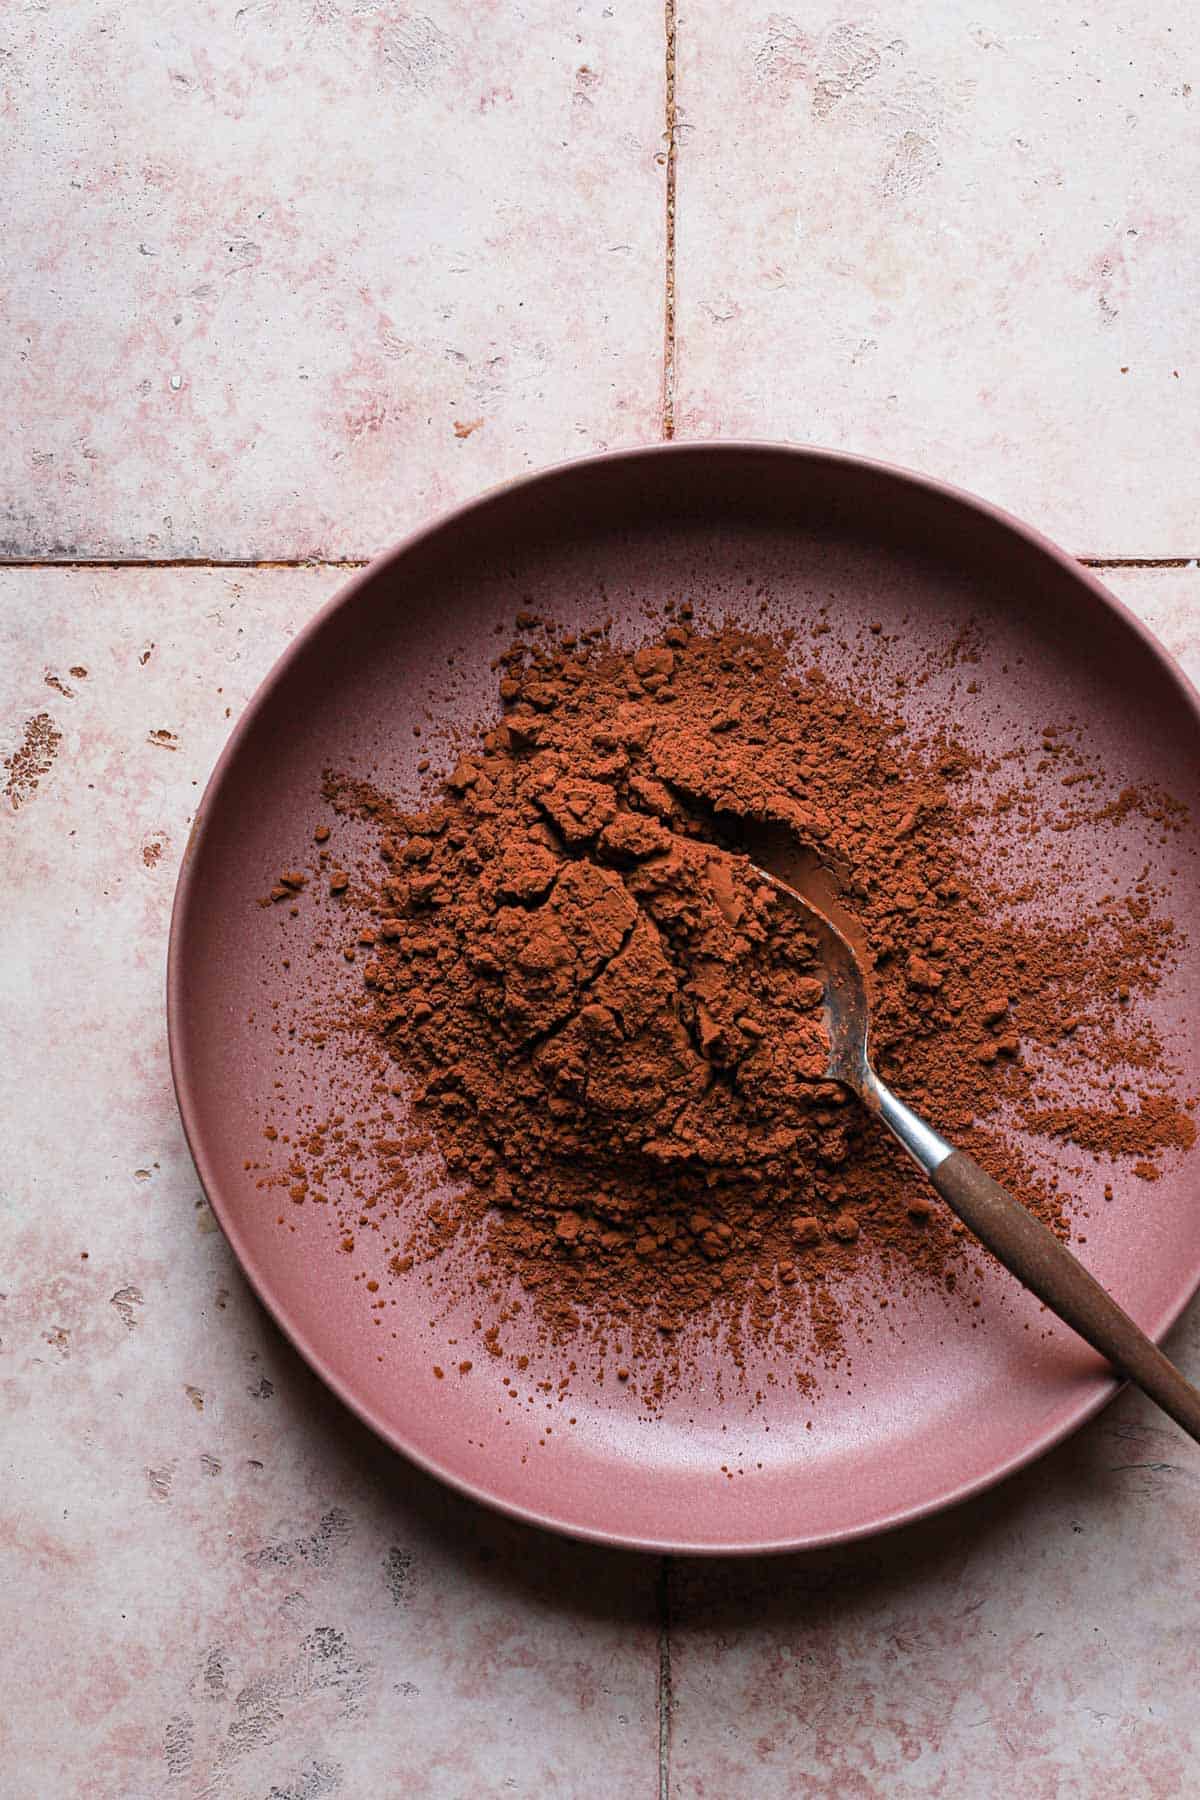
263;612;1195;1389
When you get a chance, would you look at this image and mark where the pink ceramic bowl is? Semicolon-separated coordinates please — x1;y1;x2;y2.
169;444;1200;1552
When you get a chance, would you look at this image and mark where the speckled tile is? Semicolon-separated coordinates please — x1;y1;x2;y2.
0;569;659;1798
3;564;1200;1795
667;1339;1200;1800
674;3;1200;556
2;1;665;561
659;567;1200;1798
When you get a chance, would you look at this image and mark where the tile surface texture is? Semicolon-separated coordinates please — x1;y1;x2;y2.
667;1355;1200;1800
4;566;1199;1796
6;0;1200;1792
674;2;1200;556
3;0;665;559
0;571;660;1797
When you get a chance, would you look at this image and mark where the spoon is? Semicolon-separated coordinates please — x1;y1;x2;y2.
752;852;1200;1445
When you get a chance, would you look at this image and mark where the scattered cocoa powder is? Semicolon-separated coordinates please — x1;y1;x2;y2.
1026;1095;1196;1159
262;617;1195;1391
3;712;62;810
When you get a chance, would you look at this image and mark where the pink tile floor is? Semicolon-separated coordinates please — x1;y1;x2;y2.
4;6;1200;1796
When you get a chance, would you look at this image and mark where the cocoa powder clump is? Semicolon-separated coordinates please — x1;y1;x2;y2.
273;618;1194;1383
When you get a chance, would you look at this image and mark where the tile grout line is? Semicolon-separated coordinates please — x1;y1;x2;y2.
661;0;678;440
0;557;370;571
1;556;1196;573
1081;557;1197;569
657;1554;674;1800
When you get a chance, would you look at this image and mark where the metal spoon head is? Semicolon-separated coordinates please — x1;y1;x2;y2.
749;861;873;1097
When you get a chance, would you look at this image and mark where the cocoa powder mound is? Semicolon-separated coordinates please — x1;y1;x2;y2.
268;613;1195;1383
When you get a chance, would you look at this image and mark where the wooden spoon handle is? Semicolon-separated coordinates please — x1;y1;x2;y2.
932;1147;1200;1443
